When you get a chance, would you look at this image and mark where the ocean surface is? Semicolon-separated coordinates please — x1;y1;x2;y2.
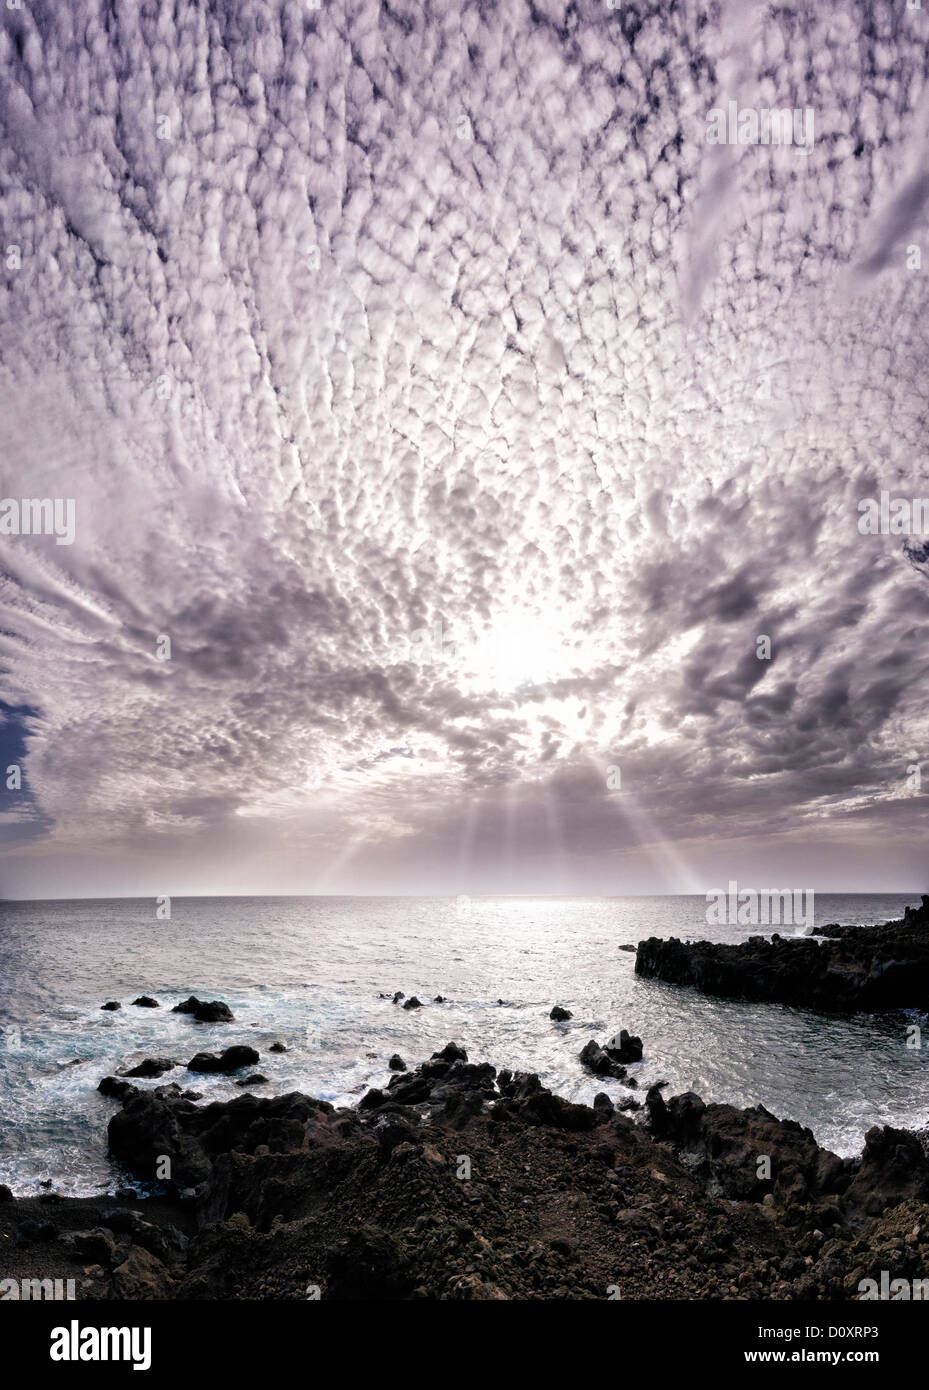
0;894;926;1195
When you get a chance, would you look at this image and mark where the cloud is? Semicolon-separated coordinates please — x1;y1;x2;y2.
0;0;928;896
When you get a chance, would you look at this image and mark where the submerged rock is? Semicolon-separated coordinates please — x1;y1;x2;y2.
101;1001;121;1011
131;996;159;1008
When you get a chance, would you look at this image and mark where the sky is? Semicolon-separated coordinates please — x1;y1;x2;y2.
0;0;927;899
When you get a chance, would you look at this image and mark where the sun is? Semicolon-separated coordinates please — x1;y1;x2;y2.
458;610;573;694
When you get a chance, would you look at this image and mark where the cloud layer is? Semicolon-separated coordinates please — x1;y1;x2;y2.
1;0;928;896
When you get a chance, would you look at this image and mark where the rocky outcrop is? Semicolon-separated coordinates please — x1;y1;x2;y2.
131;997;159;1008
550;1005;572;1021
635;902;929;1011
77;1042;929;1301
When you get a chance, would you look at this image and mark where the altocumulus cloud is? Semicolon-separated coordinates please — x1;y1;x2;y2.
0;0;927;897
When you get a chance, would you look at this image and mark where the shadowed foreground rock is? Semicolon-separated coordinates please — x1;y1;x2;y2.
7;1042;905;1300
635;898;929;1011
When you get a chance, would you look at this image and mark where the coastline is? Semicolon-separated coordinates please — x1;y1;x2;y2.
2;1039;927;1301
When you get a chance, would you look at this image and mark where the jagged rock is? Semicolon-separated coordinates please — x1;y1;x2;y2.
431;1042;467;1064
550;1005;572;1021
269;1042;287;1053
402;996;422;1010
388;1055;406;1071
131;996;159;1008
110;1244;173;1299
578;1039;626;1080
236;1074;268;1087
101;1001;121;1011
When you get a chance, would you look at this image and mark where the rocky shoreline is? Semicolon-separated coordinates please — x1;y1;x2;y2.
2;1034;928;1300
635;896;929;1011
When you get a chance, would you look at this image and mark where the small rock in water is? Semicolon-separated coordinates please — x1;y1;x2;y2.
392;991;404;1004
433;995;446;1003
269;1042;287;1053
124;1057;177;1079
402;996;422;1010
236;1074;269;1087
550;1005;572;1021
172;996;234;1022
131;996;159;1008
101;1001;121;1011
579;1039;627;1080
606;1029;643;1063
187;1045;260;1074
388;1054;407;1071
98;1076;138;1101
618;944;636;953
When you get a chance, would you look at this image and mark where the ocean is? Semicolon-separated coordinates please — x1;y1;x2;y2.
0;893;925;1195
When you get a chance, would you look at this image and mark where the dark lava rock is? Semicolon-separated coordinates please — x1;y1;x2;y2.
107;1084;335;1190
92;1039;929;1302
388;1054;406;1071
433;995;446;1003
236;1074;269;1087
64;1227;116;1264
101;1001;121;1011
187;1046;260;1074
579;1039;626;1080
618;944;637;952
98;1076;139;1102
550;1005;572;1021
402;996;422;1010
125;1058;177;1079
0;1184;13;1202
172;996;235;1023
131;996;159;1008
592;1092;614;1114
636;900;929;1011
269;1042;288;1053
432;1042;467;1064
606;1028;643;1063
392;991;404;1004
